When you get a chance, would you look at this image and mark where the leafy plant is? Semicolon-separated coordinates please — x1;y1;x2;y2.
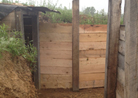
0;24;37;71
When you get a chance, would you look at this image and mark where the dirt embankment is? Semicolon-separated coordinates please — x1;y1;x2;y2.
0;53;38;98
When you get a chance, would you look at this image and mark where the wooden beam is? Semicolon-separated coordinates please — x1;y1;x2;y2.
104;0;121;98
15;9;25;40
72;0;79;91
124;0;138;98
32;13;40;89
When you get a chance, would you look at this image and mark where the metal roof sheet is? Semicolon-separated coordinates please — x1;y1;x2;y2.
0;4;60;20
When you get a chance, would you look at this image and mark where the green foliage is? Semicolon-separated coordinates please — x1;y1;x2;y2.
0;24;37;71
0;0;124;25
82;7;96;16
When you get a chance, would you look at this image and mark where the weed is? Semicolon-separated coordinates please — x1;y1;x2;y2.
0;24;37;71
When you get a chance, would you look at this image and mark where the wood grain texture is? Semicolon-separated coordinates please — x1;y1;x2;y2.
40;42;72;50
104;0;122;98
40;58;72;67
72;0;79;91
80;73;105;82
80;31;107;34
80;42;106;50
41;75;72;88
124;0;138;98
40;33;72;42
80;58;105;74
41;66;72;75
80;33;107;42
79;49;106;58
79;80;104;89
39;23;72;34
40;50;72;59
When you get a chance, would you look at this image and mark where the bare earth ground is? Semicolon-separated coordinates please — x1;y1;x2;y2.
38;88;104;98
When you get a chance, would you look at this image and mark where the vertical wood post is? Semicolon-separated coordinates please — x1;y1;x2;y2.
104;0;121;98
15;9;25;40
32;13;40;89
72;0;79;91
124;0;138;98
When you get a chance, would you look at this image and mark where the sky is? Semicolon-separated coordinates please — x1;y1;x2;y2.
56;0;125;13
0;0;125;13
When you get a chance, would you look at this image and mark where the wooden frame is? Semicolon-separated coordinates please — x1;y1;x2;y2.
72;0;79;91
32;13;40;89
104;0;121;98
15;9;40;89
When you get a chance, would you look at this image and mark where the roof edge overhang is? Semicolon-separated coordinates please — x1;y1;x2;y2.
0;3;60;20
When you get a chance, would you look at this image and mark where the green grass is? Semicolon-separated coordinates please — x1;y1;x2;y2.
0;24;37;71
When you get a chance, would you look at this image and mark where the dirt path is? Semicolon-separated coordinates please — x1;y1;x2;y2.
39;88;104;98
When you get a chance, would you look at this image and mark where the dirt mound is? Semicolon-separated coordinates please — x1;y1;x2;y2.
0;53;38;98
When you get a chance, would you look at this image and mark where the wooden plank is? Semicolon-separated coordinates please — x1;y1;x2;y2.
41;81;72;89
117;67;125;86
120;30;125;41
39;23;72;34
118;53;125;70
119;40;125;55
80;58;105;73
40;58;72;68
72;0;79;91
80;42;106;50
80;64;105;74
79;31;107;34
41;74;72;83
79;49;106;58
41;66;72;75
32;14;40;89
40;50;72;59
40;33;72;42
104;0;121;98
116;81;124;98
80;58;105;65
80;33;107;42
79;80;104;89
124;0;138;98
40;42;72;50
80;73;105;82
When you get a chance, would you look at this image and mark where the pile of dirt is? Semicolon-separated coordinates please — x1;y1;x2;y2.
0;52;38;98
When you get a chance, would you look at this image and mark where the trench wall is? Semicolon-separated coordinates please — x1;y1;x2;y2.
39;23;107;89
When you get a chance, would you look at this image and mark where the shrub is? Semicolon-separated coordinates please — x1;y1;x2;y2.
0;24;37;71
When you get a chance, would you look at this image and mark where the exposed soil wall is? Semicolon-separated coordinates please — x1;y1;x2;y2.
0;53;38;98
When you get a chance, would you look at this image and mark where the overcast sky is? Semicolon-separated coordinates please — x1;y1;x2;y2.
56;0;125;13
0;0;125;13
